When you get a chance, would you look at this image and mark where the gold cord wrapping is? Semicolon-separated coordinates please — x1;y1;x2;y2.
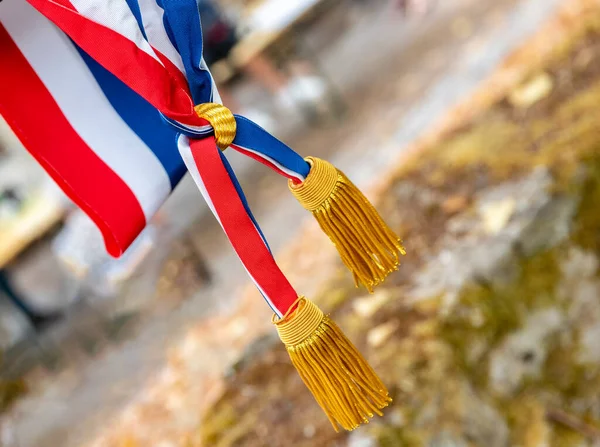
289;157;406;292
274;297;391;431
289;157;338;210
273;297;324;345
194;103;236;150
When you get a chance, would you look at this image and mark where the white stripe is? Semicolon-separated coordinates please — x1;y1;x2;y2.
163;115;213;135
69;0;163;66
137;0;186;73
177;136;221;222
200;58;222;105
232;144;305;182
2;0;171;220
177;135;282;317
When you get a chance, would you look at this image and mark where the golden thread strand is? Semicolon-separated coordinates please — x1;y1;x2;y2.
289;157;406;292
292;318;390;430
194;103;236;150
274;298;391;431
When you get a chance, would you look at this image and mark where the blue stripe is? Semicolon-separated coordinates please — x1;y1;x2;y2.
160;112;310;178
124;0;148;40
233;116;311;178
75;45;186;189
160;0;213;105
218;150;272;253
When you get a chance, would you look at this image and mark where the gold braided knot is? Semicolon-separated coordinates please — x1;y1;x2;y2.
194;103;236;150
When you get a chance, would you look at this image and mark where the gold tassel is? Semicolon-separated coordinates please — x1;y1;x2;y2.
273;297;391;431
289;157;405;292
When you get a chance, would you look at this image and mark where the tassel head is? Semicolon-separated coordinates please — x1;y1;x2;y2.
290;157;405;292
274;297;391;431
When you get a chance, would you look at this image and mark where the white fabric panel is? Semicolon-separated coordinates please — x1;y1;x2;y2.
69;0;163;65
137;0;185;72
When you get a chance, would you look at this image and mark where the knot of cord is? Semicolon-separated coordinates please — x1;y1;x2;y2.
194;103;236;150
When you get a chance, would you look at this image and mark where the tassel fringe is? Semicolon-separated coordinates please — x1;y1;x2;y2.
274;297;391;431
290;157;405;292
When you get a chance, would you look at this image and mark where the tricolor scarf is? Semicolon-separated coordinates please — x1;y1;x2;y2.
0;0;405;431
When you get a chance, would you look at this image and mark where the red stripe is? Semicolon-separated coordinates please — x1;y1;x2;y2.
151;46;189;95
50;0;76;11
25;0;208;127
0;25;146;257
231;144;302;184
191;138;299;314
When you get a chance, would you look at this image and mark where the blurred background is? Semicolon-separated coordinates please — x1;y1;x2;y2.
1;0;600;445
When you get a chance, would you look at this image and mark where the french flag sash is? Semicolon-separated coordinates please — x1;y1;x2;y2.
0;0;309;317
0;0;403;430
